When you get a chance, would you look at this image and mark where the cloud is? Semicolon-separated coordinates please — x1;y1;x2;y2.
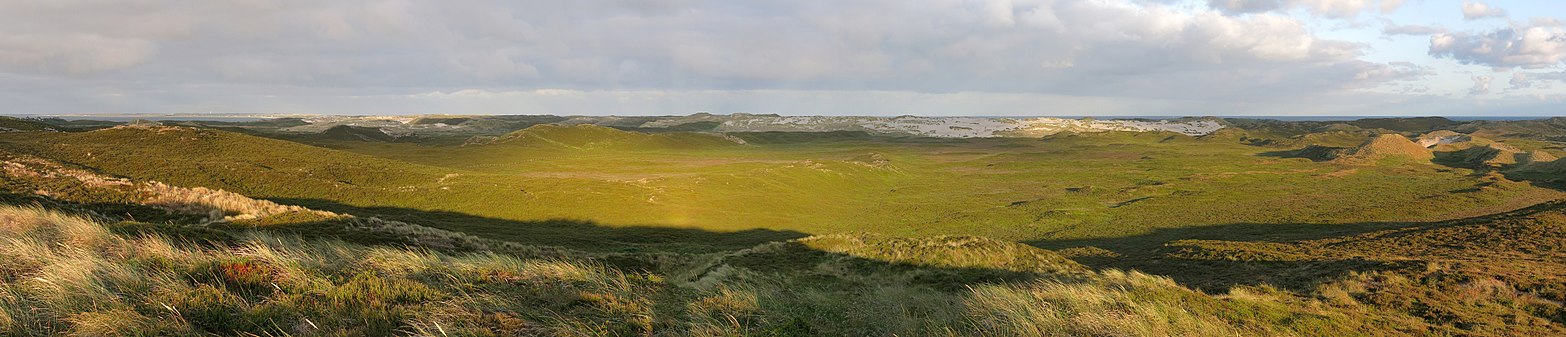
1507;71;1566;90
0;0;1518;116
1503;72;1553;90
1470;75;1493;95
1507;72;1534;90
0;34;157;76
1207;0;1405;19
1461;1;1507;20
0;1;1403;100
1430;23;1566;69
1383;23;1446;36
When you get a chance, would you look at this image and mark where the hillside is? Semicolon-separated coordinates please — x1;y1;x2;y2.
0;126;456;207
0;117;60;132
0;203;1527;336
1439;143;1524;168
1140;201;1566;335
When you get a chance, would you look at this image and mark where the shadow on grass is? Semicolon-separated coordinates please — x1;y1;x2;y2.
1028;199;1566;292
0;191;807;255
1256;145;1347;162
270;198;809;254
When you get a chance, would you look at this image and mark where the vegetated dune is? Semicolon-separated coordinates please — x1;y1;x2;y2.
0;150;538;254
1344;116;1459;132
1269;144;1351;162
1334;134;1434;163
1282;130;1381;148
0;116;60;132
408;116;473;125
1162;200;1566;336
1445;143;1525;168
1415;130;1471;148
1509;156;1566;181
0;205;1477;336
316;125;400;142
1519;150;1559;164
1453;117;1566;140
0;125;452;200
470;124;744;149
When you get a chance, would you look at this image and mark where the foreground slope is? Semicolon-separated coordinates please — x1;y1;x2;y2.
0;205;1465;336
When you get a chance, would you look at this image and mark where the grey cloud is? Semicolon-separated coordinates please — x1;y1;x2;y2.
0;34;157;76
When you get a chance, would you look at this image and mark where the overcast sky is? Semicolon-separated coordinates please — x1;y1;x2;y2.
0;0;1562;116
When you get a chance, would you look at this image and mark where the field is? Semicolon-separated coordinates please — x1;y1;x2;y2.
0;115;1563;336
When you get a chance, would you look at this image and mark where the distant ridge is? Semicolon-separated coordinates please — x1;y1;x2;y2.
473;124;742;149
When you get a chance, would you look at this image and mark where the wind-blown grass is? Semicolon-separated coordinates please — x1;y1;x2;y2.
1;205;1485;336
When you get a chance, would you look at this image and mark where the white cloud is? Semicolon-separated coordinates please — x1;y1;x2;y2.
1461;1;1507;20
1383;23;1446;36
1430;23;1566;69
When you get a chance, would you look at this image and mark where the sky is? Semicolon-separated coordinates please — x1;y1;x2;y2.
0;0;1562;117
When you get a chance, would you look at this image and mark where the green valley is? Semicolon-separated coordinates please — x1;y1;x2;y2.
1;115;1564;336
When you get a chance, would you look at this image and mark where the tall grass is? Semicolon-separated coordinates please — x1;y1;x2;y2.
2;205;1449;336
0;205;653;336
